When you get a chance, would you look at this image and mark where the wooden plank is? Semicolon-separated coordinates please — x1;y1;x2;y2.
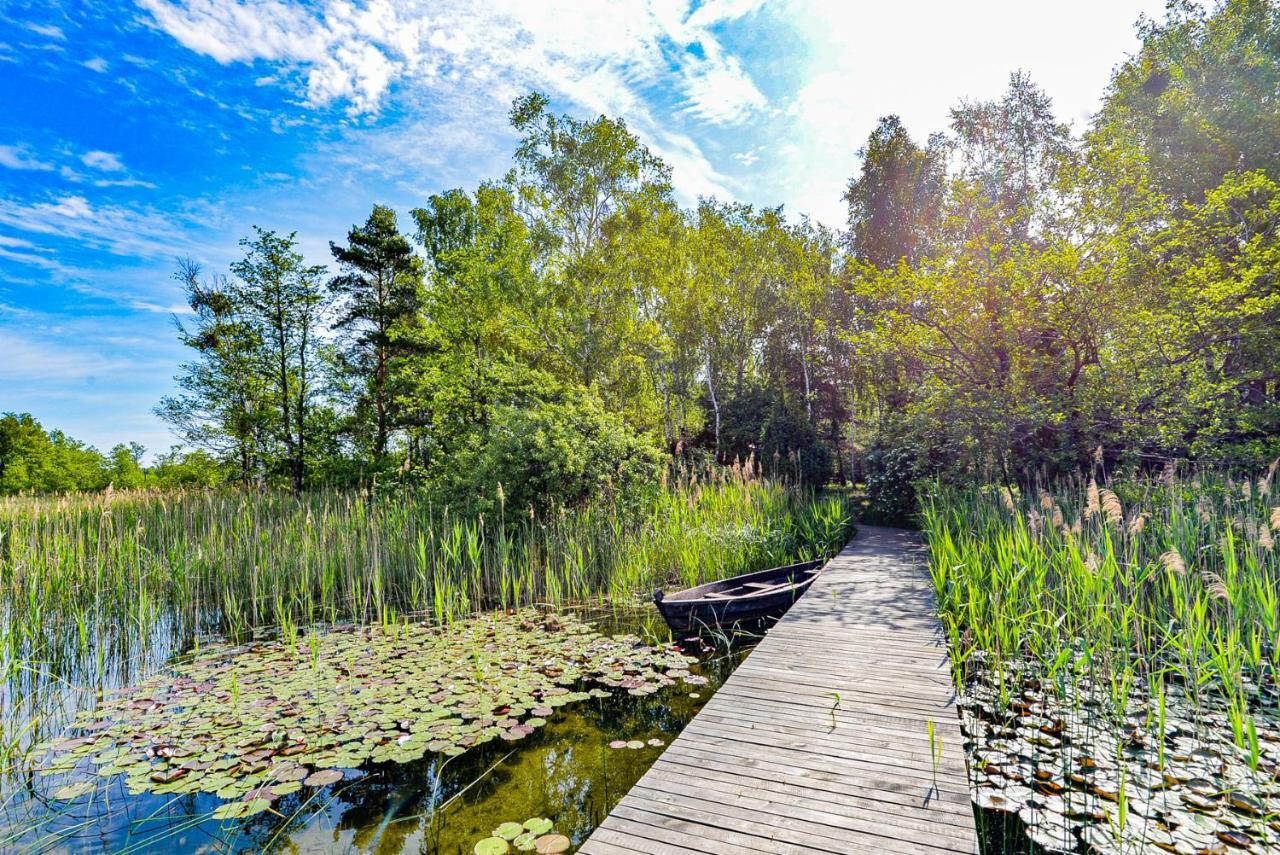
578;525;978;855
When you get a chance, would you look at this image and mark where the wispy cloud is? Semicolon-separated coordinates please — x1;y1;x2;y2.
139;0;761;204
82;150;126;171
0;144;54;171
0;193;188;259
23;22;66;41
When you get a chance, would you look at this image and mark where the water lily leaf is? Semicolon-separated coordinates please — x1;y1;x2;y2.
52;781;95;801
534;834;571;854
304;769;344;787
523;818;553;835
474;837;510;855
513;832;538;852
493;822;525;841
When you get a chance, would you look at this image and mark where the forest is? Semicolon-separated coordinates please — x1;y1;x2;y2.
5;0;1279;518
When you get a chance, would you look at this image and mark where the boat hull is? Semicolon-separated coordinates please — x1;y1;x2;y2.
653;559;824;636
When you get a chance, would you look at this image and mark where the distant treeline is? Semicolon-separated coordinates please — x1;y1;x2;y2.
0;413;220;494
14;2;1280;509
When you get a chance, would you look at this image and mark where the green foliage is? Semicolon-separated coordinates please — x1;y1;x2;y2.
0;413;108;495
427;391;662;517
858;442;918;527
148;446;226;488
717;387;831;486
329;204;424;465
1101;0;1280;203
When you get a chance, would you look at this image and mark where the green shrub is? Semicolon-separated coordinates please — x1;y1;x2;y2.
430;391;661;516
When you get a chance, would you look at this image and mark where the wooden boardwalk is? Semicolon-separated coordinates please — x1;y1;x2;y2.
579;525;978;855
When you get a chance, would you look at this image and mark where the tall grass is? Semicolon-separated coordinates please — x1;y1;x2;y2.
0;465;854;766
923;465;1280;749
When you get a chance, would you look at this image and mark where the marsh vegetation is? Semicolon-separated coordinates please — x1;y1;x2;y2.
926;467;1280;853
0;472;853;852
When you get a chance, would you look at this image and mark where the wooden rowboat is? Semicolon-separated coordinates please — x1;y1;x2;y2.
652;558;825;636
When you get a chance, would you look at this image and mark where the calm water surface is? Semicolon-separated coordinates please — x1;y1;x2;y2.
1;605;751;854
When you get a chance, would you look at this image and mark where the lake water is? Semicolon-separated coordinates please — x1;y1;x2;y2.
1;605;750;854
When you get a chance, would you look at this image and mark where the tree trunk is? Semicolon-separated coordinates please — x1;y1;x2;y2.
705;351;721;460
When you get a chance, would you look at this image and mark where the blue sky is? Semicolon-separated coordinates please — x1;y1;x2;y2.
1;0;1168;459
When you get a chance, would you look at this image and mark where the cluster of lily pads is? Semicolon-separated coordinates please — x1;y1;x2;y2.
30;609;702;813
474;817;570;854
608;738;664;750
960;658;1280;854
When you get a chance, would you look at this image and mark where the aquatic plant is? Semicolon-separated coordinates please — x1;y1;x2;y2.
28;610;701;809
0;469;852;759
924;467;1280;853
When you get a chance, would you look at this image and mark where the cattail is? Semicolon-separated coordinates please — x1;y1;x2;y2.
1094;445;1104;464
1196;496;1212;523
1127;513;1147;536
1261;527;1274;550
1270;507;1280;531
1100;489;1123;526
1242;480;1253;501
1085;552;1100;572
1038;489;1053;510
1051;504;1064;529
1070;519;1082;536
1160;550;1186;576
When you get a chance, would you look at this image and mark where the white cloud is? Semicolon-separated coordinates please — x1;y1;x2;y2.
82;56;109;73
0;329;128;383
678;43;767;125
0;193;187;258
0;144;54;171
23;22;65;40
138;0;764;199
81;150;127;171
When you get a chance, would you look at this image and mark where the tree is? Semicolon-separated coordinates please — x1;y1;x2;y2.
329;204;423;466
843;115;945;267
157;259;273;486
107;443;146;489
404;184;544;468
0;413;109;494
1100;0;1280;203
507;92;674;416
949;71;1073;241
159;233;327;492
231;228;327;492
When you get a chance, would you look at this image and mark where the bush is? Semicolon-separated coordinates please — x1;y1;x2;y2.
429;391;662;517
859;442;919;526
716;388;832;486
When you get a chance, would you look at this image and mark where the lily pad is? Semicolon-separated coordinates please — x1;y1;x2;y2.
474;837;510;855
534;834;572;854
523;817;554;835
34;609;701;801
304;769;344;787
52;781;95;801
494;822;525;841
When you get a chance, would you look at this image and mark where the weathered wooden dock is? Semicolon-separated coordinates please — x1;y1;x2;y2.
579;525;978;854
